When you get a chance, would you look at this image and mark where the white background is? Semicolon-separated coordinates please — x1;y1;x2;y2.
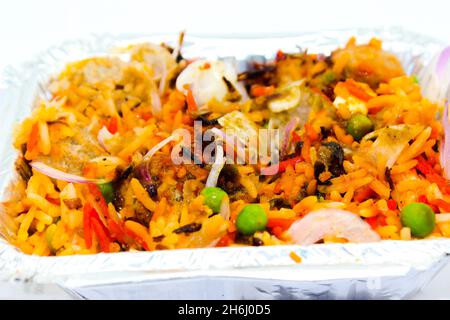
0;0;449;299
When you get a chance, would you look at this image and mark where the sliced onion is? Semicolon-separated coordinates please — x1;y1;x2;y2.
287;209;380;245
259;163;281;176
440;101;450;179
281;117;299;157
158;64;167;96
219;195;231;220
30;161;111;184
150;87;162;115
436;47;450;80
205;143;225;187
143;133;181;161
97;126;114;151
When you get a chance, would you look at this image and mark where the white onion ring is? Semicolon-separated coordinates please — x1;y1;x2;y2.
30;161;111;184
150;87;162;115
143;133;181;161
436;46;450;80
440;101;450;179
281;117;299;156
219;195;231;220
205;143;225;187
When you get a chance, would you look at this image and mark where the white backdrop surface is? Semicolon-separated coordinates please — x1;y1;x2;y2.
0;0;449;299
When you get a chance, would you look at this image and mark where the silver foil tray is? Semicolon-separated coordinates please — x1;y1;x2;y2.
0;27;449;299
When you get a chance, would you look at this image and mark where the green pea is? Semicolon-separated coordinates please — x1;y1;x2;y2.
201;187;227;213
346;113;374;141
400;202;435;238
236;204;268;235
98;182;114;203
45;224;57;250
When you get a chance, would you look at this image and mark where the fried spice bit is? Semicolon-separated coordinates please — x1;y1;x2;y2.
385;167;394;190
252;237;264;246
173;223;202;234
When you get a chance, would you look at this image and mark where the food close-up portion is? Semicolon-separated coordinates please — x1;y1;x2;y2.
3;35;450;256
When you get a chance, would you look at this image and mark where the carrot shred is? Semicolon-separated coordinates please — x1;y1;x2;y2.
343;79;372;102
430;199;450;212
186;89;197;112
267;218;296;230
354;186;375;203
107;117;118;134
304;123;319;142
250;85;275;97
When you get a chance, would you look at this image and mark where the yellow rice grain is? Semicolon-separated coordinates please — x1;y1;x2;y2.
117;124;155;160
397;126;432;163
240;176;258;199
369;179;390;199
17;209;36;242
391;159;418;175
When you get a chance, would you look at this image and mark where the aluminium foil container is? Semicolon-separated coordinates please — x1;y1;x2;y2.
0;27;449;300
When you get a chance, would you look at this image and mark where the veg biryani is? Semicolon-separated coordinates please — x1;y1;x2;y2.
2;35;450;256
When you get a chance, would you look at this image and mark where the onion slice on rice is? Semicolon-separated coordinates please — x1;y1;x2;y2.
30;161;112;184
143;133;181;161
205;142;225;188
436;47;450;80
281;117;299;156
440;101;450;179
287;208;380;245
219;194;231;220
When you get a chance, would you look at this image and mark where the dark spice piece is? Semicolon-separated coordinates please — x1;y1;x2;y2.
173;223;202;234
314;161;326;179
385;167;394;191
269;198;291;210
195;115;219;126
145;183;158;199
217;164;241;195
321;142;345;177
320;127;332;139
15;156;32;182
252;237;264;246
153;235;165;242
294;141;304;154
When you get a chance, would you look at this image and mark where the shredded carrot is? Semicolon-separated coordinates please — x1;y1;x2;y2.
289;251;302;263
343;79;372;101
130;178;157;212
25;123;40;160
91;217;111;252
186;89;197;112
125;220;152;250
250;85;275;97
305;123;319;142
107;116;118;134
